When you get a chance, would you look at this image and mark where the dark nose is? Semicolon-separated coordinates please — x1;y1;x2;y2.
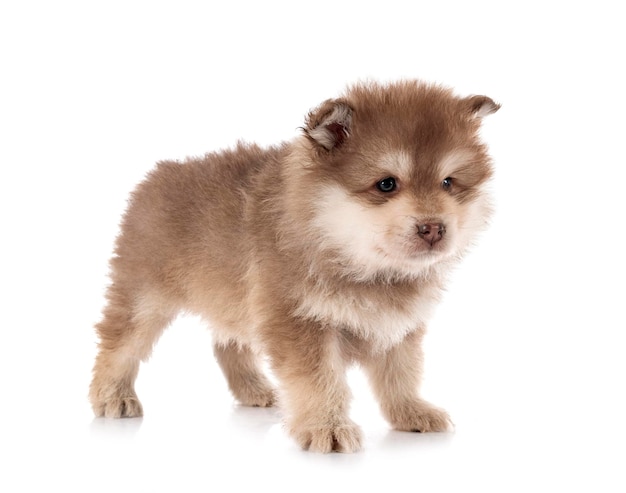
417;222;446;245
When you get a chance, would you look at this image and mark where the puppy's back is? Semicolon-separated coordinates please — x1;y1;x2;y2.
111;143;283;300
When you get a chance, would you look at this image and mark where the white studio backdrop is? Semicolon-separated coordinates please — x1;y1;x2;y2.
1;1;624;492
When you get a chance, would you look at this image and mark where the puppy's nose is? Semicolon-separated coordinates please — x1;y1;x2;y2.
417;222;446;245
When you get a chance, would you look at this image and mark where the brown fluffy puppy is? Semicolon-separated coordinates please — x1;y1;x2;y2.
90;80;499;453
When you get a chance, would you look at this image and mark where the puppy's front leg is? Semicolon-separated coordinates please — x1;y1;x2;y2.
363;329;452;432
265;319;362;453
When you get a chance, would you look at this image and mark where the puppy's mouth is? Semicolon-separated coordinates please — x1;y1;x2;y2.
407;241;448;258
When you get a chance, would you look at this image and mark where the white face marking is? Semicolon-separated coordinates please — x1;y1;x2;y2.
379;150;413;180
311;184;455;281
437;149;474;179
452;191;492;253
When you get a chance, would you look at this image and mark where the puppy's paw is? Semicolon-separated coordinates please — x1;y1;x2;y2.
388;399;452;433
238;387;277;408
91;391;143;419
290;420;363;453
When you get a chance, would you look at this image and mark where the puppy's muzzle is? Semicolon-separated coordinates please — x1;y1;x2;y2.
417;222;446;245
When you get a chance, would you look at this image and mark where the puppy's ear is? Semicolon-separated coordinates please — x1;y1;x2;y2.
464;95;501;118
304;99;353;151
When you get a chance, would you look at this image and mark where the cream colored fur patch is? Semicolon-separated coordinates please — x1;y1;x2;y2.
293;285;440;351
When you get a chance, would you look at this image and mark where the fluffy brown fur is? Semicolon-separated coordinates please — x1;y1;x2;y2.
90;80;499;453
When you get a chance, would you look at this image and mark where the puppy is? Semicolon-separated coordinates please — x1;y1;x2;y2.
90;80;499;453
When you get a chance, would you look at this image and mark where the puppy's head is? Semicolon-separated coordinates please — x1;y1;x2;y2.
299;80;499;281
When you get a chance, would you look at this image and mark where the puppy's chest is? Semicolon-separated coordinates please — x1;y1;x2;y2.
294;283;440;350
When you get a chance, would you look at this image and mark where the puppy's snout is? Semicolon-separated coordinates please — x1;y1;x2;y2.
417;222;446;245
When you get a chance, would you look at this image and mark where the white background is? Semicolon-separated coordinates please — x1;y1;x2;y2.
1;1;625;491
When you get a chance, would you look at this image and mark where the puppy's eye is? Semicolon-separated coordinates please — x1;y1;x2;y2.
376;177;397;193
442;177;453;191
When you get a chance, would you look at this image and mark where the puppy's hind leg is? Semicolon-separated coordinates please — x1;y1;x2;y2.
213;341;276;407
90;285;176;418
